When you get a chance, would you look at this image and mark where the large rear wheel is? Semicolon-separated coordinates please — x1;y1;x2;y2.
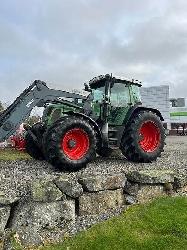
120;111;165;162
43;116;96;171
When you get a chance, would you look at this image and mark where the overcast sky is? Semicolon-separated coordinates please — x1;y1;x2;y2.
0;0;187;103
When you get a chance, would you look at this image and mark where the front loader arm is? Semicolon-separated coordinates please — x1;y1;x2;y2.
0;80;87;141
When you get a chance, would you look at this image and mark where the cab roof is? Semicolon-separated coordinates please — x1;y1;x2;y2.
88;74;142;89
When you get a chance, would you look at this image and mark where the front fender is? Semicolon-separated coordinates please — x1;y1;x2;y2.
124;105;164;127
66;111;102;141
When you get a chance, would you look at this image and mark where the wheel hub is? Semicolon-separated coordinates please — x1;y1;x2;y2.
139;121;161;152
68;139;77;149
61;128;90;160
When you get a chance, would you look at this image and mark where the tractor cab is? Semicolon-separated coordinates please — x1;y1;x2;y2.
87;75;142;126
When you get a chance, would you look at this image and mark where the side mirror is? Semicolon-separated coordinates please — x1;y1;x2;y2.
84;83;92;92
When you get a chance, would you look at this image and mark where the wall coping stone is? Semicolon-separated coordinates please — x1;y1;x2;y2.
126;170;175;184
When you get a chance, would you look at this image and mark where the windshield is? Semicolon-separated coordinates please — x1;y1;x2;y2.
92;86;105;102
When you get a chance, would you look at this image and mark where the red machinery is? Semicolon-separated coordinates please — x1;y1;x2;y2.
11;135;26;151
10;124;26;151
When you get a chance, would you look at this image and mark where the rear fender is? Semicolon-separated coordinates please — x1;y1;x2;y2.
117;106;165;145
124;106;164;128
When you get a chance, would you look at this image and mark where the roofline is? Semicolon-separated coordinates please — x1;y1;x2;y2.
88;74;142;89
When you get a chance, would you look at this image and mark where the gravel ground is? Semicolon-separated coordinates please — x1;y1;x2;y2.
0;136;187;238
0;136;186;184
0;136;187;202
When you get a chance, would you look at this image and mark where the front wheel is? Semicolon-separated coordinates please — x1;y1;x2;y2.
25;122;45;160
120;111;165;162
43;116;96;171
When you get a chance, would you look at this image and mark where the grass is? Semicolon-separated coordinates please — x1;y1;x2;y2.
0;148;31;161
41;197;187;250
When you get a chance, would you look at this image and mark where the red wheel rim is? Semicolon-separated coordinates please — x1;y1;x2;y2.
139;121;160;152
61;128;90;160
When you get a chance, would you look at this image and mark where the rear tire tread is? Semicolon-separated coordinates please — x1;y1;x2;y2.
121;111;165;163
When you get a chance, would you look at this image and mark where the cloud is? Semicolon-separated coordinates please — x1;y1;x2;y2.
0;0;187;104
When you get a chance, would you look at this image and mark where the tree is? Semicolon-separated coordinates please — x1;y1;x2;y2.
0;102;4;112
25;115;41;126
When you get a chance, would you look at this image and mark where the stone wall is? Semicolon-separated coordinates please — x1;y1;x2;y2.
0;170;186;249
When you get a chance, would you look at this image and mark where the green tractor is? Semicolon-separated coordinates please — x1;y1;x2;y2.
25;74;165;171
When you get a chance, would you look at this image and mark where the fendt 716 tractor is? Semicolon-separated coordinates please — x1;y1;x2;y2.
0;74;165;171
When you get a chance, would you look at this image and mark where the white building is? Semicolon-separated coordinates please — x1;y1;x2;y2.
169;99;187;134
140;86;187;134
140;85;170;128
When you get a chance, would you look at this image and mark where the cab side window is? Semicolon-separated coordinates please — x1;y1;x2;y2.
110;83;130;107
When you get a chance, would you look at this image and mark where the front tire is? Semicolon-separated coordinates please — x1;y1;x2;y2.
120;111;165;162
43;116;96;171
25;122;45;160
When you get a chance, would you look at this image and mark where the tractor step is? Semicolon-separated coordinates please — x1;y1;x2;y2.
109;128;118;132
109;138;118;141
108;127;119;147
109;137;118;147
108;127;118;139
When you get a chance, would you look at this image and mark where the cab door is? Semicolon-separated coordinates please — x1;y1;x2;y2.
109;83;131;126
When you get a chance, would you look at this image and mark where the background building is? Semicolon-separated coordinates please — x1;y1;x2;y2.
140;85;170;129
169;98;187;135
140;86;187;135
